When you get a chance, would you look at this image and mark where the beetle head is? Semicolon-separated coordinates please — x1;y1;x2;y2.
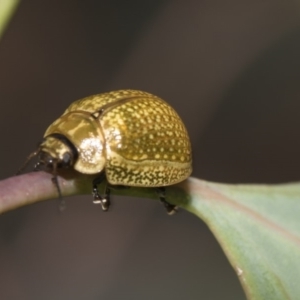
37;133;78;171
17;133;78;201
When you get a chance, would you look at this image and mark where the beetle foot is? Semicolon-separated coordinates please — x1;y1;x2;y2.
161;200;178;215
99;198;110;211
156;187;178;215
92;185;111;211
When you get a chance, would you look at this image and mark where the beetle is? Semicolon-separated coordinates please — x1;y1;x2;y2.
18;90;192;214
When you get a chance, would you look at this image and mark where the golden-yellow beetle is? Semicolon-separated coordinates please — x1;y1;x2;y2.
19;90;192;213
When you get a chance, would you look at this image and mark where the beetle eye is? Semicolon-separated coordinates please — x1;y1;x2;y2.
62;152;72;166
39;151;53;167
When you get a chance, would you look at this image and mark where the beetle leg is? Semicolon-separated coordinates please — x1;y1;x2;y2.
92;173;111;211
102;184;111;211
51;176;66;212
156;187;177;215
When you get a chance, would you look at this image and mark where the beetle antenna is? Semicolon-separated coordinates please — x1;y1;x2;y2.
51;161;66;212
16;148;40;175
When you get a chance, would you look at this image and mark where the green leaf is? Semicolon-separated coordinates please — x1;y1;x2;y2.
181;178;300;299
0;0;20;40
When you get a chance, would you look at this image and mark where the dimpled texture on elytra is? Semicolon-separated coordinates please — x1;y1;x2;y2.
51;90;192;186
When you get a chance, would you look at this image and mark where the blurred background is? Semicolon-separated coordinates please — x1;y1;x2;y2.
1;0;300;299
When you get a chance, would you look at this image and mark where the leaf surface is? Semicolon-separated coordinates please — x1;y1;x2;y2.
182;179;300;299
